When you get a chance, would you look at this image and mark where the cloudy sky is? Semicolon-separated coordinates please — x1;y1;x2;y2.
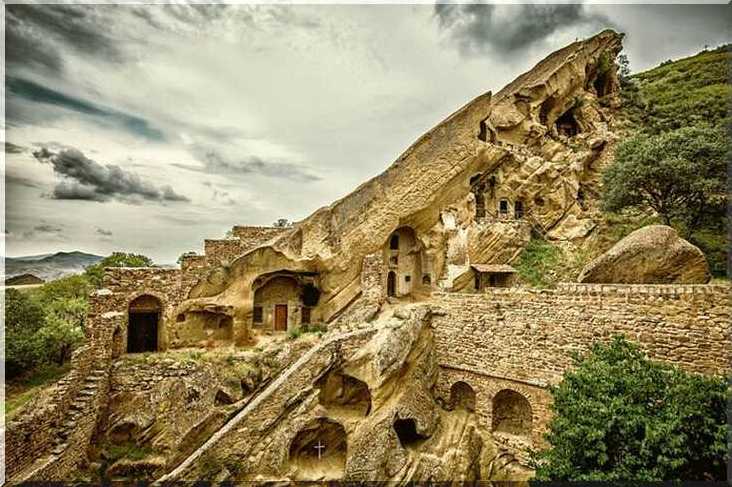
4;2;730;264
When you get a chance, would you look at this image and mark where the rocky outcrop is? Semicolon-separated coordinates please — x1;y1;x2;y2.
157;308;524;482
177;30;626;336
578;225;711;284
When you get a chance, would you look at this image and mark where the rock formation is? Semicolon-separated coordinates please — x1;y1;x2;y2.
17;30;730;485
176;29;625;345
578;225;711;284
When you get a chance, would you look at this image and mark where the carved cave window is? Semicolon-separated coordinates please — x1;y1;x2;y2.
253;306;263;324
499;199;509;217
514;200;524;219
390;234;399;250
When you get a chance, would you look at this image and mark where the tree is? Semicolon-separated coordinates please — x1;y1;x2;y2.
85;252;154;287
272;218;292;228
533;336;728;481
602;126;727;235
5;289;45;378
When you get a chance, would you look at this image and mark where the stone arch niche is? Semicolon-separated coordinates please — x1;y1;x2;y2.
288;418;347;480
383;226;423;298
127;294;162;353
449;381;476;412
492;389;532;439
253;273;311;333
317;369;372;417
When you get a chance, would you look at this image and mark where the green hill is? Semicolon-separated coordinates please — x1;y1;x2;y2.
621;45;731;134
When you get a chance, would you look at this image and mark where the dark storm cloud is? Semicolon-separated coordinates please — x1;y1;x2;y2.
33;147;189;203
173;146;320;182
5;142;26;154
6;77;165;142
434;4;614;57
5;4;122;75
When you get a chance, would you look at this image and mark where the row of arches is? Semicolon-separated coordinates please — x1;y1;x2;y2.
448;381;533;439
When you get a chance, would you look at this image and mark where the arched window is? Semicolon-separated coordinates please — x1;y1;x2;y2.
127;295;161;353
450;381;476;412
492;389;532;438
390;234;399;250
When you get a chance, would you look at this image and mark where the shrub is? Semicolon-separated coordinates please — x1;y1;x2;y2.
533;336;728;481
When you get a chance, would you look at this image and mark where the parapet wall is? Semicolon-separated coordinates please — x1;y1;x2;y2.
432;283;731;386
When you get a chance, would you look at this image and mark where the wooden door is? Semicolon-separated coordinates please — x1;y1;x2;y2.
274;304;288;331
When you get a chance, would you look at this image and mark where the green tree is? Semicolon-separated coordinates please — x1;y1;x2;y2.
36;313;85;366
602;126;727;234
84;252;154;287
5;289;45;378
533;336;728;481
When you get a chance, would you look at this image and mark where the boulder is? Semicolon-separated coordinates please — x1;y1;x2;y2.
578;225;711;284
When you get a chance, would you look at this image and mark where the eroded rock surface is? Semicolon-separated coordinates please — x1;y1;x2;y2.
578;225;711;284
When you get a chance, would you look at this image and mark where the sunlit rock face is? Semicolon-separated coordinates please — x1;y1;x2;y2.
578;225;711;284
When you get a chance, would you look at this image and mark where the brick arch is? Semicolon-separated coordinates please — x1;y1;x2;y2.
492;388;532;439
449;380;476;412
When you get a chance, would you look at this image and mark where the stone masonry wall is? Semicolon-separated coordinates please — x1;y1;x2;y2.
431;283;731;451
231;226;287;248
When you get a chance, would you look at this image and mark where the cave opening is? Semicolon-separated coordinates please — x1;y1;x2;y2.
393;418;427;449
318;370;372;416
289;418;347;480
555;109;580;137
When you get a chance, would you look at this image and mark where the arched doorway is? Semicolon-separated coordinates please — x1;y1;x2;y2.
492;389;532;438
127;295;161;353
450;381;476;412
253;275;301;332
387;271;397;297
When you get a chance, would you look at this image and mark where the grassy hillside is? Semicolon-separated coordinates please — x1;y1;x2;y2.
621;45;730;134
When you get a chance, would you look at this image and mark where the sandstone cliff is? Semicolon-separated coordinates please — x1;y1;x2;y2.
181;30;625;339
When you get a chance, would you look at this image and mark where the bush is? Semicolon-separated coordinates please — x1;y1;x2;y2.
5;289;46;377
533;336;728;481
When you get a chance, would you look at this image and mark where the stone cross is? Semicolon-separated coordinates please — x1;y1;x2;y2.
314;440;326;459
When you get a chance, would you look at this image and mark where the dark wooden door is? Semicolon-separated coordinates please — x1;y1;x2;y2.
274;304;288;331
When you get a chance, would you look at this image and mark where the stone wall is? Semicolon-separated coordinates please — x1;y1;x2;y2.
431;283;731;452
97;267;191;351
231;225;287;249
204;239;245;267
5;343;109;481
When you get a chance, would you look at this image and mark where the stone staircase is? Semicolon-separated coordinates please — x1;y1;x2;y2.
51;367;108;455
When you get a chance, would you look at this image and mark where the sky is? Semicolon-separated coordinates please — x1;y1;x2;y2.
3;2;730;264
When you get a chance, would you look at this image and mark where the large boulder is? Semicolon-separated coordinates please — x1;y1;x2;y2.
578;225;711;284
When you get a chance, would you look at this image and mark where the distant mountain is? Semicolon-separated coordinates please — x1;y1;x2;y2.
5;251;103;281
5;273;45;286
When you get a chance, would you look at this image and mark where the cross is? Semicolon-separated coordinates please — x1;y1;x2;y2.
314;440;326;459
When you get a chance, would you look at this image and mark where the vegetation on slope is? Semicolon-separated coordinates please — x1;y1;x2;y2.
533;336;728;481
603;45;730;276
4;252;155;419
621;45;730;134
